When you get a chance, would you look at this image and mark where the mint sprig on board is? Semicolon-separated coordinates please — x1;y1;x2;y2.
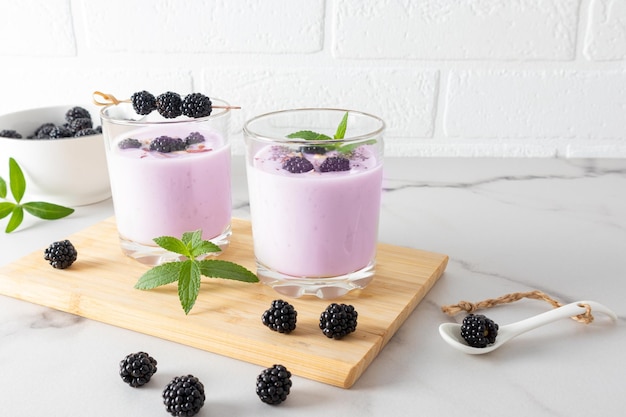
134;230;258;314
0;157;75;233
286;112;376;153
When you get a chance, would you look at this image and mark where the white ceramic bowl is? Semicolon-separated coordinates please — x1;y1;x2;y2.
0;105;110;206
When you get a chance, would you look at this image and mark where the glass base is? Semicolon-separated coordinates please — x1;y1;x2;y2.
119;226;232;266
256;260;376;299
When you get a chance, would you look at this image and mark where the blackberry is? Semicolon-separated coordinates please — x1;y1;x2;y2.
460;314;499;348
156;91;183;119
48;125;73;139
282;156;313;173
43;240;77;269
131;90;157;115
74;128;99;137
118;138;142;149
67;117;93;134
65;106;91;123
300;145;327;155
162;375;205;417
185;131;205;146
149;136;185;153
319;156;351;172
34;123;55;139
256;364;292;405
182;93;212;118
262;299;297;334
0;129;22;138
319;303;358;339
119;351;157;387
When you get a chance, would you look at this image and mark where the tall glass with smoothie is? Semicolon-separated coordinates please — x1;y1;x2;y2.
243;108;385;298
100;95;232;266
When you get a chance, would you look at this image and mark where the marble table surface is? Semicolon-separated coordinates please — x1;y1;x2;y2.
1;157;624;416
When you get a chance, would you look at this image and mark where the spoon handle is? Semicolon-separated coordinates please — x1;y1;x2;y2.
504;300;617;337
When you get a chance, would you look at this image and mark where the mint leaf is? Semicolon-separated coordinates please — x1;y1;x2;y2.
191;240;221;258
178;260;201;314
6;205;24;233
337;139;377;154
22;201;74;220
182;230;202;248
9;157;26;204
0;177;6;198
153;236;191;258
0;202;15;219
1;158;75;233
135;262;182;290
134;231;258;314
286;112;376;155
334;112;349;139
181;229;221;258
198;259;259;282
287;130;332;141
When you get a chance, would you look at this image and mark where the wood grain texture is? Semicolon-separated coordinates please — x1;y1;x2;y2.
0;217;448;388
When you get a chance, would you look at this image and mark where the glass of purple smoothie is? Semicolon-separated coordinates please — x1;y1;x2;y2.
243;108;385;298
100;99;232;265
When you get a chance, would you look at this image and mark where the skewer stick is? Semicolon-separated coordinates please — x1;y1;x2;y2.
92;91;240;110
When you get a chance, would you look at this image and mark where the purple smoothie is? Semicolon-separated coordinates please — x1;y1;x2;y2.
108;126;231;246
247;145;382;277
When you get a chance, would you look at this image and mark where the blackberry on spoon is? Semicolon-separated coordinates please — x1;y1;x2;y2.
460;314;499;348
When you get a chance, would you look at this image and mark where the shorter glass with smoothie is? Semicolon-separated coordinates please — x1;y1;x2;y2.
243;108;385;298
100;98;232;265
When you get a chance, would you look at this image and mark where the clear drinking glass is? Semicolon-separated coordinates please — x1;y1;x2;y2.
100;100;232;265
243;108;385;298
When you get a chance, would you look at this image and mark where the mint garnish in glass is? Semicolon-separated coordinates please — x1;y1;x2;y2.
0;157;75;233
134;230;258;314
286;112;376;153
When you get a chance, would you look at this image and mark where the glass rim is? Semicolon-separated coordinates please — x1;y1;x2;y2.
243;107;386;144
99;97;231;126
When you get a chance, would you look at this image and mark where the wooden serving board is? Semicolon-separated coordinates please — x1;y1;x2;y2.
0;217;447;388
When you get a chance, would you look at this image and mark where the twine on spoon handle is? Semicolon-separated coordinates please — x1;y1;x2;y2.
441;290;594;324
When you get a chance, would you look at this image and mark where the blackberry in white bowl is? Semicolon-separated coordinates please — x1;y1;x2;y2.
0;105;110;206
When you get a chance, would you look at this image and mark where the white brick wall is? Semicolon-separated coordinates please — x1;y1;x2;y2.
0;0;624;158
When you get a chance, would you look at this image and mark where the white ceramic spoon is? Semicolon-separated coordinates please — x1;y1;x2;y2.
439;300;617;354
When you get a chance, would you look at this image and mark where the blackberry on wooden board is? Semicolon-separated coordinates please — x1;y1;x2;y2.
262;300;297;334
